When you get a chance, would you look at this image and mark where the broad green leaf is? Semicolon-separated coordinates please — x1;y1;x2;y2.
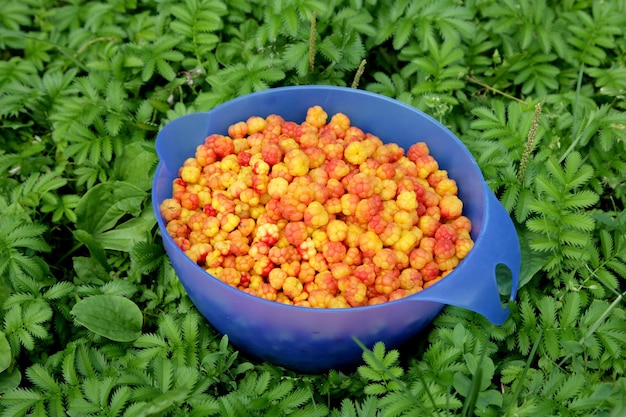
96;206;156;252
73;256;111;285
112;142;157;191
0;331;11;372
73;230;111;272
0;367;21;393
517;230;548;288
71;295;143;342
75;181;147;235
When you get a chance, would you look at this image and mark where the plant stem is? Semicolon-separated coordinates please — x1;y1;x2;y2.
560;63;585;163
465;75;528;105
76;37;118;55
507;328;543;415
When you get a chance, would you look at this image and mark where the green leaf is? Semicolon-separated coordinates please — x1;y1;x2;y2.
75;181;147;235
0;367;21;393
113;142;158;191
73;230;111;272
71;295;143;342
0;331;11;373
73;256;111;285
517;230;548;288
95;204;156;252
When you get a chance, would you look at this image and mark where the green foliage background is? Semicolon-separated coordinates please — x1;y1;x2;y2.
1;0;626;415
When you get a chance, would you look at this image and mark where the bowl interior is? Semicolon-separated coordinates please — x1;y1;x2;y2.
155;86;487;238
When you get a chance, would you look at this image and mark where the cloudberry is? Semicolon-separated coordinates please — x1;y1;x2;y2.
228;121;248;139
284;149;310;176
281;260;301;277
455;238;474;259
246;116;267;134
414;155;439;178
407;142;430;161
436;178;458;197
338;276;367;307
299;131;319;148
304;147;326;168
266;159;287;178
298;238;316;260
344;246;362;266
283;221;307;246
392;229;419;253
358;231;383;257
418;215;440;237
420;261;440;281
440;195;463;220
267;177;288;200
268;268;288;291
344;141;371;166
434;239;456;259
309;252;329;273
375;269;400;295
308;289;333;308
315;271;338;295
322;241;347;263
399;268;423;290
304;201;329;228
180;165;201;184
373;248;397;270
261;142;282;165
255;223;280;245
325;143;346;160
340;223;361;248
298;261;316;283
310;182;329;204
160;198;182;222
305;105;328;128
326;219;348;242
195;144;217;167
437;256;459;271
282;276;303;299
346;172;375;199
257;283;278;301
212;135;235;158
355;197;381;224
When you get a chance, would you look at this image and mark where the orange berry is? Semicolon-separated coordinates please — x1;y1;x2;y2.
440;195;463;220
305;105;328;128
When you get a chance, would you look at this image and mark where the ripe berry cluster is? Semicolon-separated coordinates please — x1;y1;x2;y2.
160;106;474;308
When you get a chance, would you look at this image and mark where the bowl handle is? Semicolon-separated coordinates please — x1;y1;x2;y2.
413;187;521;325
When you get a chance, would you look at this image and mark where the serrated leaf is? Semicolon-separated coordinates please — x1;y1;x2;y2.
282;41;309;77
282;7;299;38
562;190;599;209
560;213;595;231
43;282;75;300
318;36;342;63
26;364;60;393
71;295;143;342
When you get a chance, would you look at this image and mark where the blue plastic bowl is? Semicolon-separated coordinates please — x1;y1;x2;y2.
152;86;520;373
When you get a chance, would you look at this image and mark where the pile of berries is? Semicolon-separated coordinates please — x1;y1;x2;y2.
160;106;474;308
